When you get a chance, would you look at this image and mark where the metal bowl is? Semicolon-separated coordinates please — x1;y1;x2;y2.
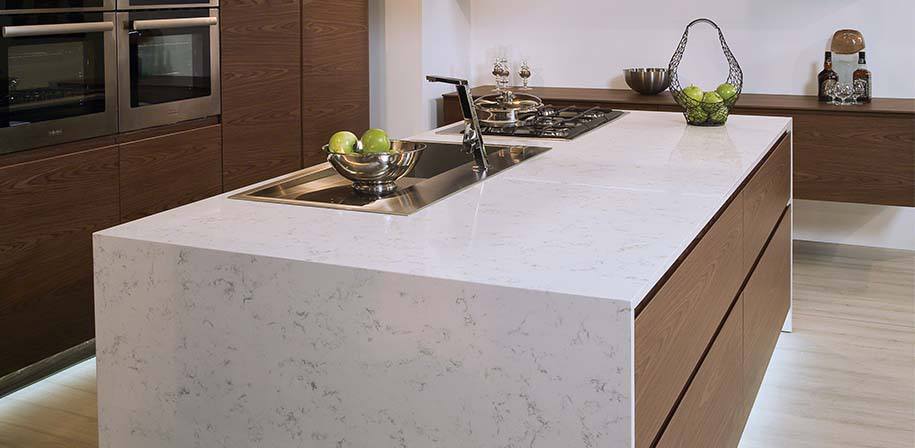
324;141;427;196
624;68;671;95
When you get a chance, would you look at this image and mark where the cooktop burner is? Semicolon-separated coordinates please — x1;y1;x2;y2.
444;105;626;140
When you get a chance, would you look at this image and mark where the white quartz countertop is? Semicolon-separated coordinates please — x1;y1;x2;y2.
97;111;790;306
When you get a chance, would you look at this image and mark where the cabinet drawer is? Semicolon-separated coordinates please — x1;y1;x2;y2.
743;133;790;269
120;124;222;222
635;194;744;448
0;145;119;377
742;206;791;421
656;296;744;448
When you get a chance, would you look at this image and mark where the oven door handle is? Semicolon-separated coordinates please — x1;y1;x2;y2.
131;17;218;31
2;21;114;38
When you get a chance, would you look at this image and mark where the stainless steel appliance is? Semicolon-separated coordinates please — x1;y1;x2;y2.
1;9;117;154
440;104;626;140
116;6;219;131
231;143;551;216
116;0;217;10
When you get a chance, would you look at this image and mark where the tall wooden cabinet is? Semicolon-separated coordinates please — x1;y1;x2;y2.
301;0;369;167
221;0;369;189
220;0;303;191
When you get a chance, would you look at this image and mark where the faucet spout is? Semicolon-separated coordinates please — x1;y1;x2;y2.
426;75;489;173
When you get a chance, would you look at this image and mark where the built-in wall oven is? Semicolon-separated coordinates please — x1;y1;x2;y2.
116;6;219;131
1;4;117;154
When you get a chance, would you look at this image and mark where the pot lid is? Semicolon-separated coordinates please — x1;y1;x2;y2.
474;90;543;113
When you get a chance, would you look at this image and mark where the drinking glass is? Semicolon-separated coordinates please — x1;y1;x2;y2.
518;60;532;90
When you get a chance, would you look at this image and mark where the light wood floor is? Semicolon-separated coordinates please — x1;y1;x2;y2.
0;241;912;448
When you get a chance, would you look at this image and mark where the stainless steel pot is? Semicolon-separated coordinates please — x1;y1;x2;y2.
473;90;543;127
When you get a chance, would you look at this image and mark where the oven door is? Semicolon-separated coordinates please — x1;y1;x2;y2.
0;12;117;154
117;8;219;132
116;0;217;11
0;0;115;15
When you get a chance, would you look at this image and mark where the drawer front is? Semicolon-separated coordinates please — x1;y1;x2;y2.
743;133;790;269
120;124;222;222
793;113;914;207
635;194;744;448
0;145;119;377
742;206;791;421
656;296;744;448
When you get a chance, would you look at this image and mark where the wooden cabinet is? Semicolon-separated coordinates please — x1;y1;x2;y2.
119;125;223;222
633;131;792;447
0;145;119;378
742;207;791;422
656;297;744;448
791;113;913;207
743;134;790;269
221;0;302;191
634;193;744;448
301;0;369;167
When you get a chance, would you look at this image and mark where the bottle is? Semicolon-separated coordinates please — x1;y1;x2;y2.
817;51;839;102
853;51;872;103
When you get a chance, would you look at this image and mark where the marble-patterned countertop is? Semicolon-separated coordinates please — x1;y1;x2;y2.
96;111;790;307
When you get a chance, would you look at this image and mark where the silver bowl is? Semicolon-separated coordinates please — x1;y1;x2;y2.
624;68;671;95
324;141;427;196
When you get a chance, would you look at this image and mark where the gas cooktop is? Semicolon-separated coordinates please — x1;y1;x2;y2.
443;105;626;140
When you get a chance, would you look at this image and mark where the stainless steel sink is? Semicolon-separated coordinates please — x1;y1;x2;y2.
229;142;551;215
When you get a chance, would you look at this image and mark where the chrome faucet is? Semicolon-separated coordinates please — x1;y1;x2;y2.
425;75;489;173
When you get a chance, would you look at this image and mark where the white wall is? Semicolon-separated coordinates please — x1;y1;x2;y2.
369;0;471;138
794;200;915;251
468;0;915;98
369;0;424;139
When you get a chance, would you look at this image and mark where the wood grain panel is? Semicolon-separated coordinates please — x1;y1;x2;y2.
656;296;744;448
119;125;223;222
634;193;744;448
0;146;119;378
221;0;302;191
301;0;369;167
742;207;791;426
792;113;914;207
743;134;790;269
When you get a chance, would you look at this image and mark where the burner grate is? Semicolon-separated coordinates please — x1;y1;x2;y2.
477;105;625;140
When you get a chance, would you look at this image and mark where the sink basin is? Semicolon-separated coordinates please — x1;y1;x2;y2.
229;142;551;215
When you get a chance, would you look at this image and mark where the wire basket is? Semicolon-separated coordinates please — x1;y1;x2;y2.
668;18;743;126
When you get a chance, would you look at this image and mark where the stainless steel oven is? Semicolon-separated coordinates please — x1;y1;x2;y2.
116;0;216;11
116;7;219;132
0;10;117;154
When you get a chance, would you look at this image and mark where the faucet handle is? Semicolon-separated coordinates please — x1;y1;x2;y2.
425;75;468;86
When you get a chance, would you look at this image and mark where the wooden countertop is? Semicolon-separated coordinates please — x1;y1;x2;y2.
445;85;915;116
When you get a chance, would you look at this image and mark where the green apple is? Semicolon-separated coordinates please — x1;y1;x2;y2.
701;91;724;113
328;131;358;154
716;83;738;101
686;107;709;124
361;128;391;154
683;85;703;104
709;107;729;124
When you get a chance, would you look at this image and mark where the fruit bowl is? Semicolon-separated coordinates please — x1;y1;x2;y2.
324;141;427;196
623;68;671;95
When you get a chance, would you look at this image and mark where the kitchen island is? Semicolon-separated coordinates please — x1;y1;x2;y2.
93;111;792;448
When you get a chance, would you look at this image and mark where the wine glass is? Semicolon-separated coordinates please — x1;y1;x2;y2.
518;60;532;90
492;58;510;92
